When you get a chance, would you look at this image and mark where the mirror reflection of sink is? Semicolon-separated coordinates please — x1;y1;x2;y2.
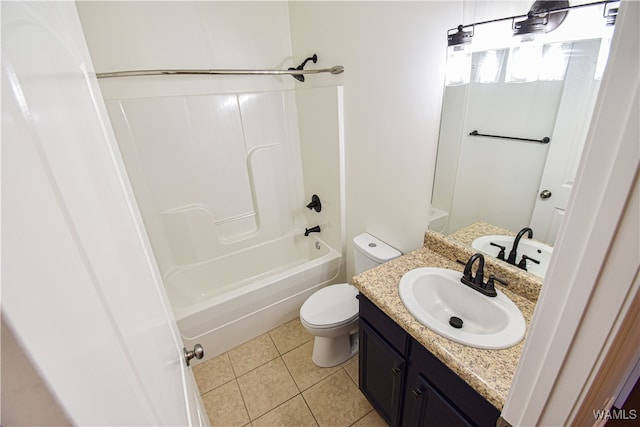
472;235;553;279
399;267;526;349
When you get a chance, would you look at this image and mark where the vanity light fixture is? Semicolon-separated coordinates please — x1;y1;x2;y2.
512;1;570;36
446;25;473;85
445;0;619;50
445;0;619;85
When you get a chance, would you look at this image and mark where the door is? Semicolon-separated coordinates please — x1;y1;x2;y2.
529;40;603;244
1;2;208;425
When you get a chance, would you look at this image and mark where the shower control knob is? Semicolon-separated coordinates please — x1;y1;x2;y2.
184;344;204;367
539;189;552;199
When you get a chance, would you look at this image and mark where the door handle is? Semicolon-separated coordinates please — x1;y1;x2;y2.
540;189;552;199
184;344;204;367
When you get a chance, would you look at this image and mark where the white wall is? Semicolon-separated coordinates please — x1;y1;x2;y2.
289;1;462;277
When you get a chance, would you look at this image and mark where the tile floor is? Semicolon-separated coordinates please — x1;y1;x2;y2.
192;318;388;427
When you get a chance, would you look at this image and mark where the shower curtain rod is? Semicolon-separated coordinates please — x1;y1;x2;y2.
96;65;345;79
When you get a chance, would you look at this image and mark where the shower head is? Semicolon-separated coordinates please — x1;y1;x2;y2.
288;54;318;82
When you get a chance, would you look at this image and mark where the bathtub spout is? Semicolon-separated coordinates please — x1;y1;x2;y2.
305;225;321;236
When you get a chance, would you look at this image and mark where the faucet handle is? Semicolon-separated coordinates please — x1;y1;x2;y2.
517;255;540;270
489;242;506;260
485;275;508;295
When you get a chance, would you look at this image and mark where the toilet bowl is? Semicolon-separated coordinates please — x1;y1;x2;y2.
300;233;401;367
300;283;359;367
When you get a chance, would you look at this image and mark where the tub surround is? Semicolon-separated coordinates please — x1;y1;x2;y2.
352;230;541;411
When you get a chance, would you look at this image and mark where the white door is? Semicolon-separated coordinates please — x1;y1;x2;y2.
1;2;208;425
529;40;603;244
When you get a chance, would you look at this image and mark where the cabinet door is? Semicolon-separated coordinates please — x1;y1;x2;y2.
406;375;474;427
359;319;406;426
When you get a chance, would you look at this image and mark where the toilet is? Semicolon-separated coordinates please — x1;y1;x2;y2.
300;233;401;367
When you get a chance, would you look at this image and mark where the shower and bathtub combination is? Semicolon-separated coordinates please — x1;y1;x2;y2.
105;80;346;360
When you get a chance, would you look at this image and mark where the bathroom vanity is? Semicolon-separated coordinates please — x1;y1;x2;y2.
352;230;540;426
359;294;499;426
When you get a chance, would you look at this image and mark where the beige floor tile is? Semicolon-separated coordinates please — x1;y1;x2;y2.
282;340;341;391
252;395;318;427
201;380;250;427
342;354;359;385
237;357;299;420
350;409;388;427
228;333;279;376
269;318;313;354
303;370;372;427
193;352;235;394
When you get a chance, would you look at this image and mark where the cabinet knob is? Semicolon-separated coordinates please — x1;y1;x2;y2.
391;366;401;375
412;387;423;399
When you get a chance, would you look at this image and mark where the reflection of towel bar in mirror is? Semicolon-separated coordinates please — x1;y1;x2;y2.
469;130;551;144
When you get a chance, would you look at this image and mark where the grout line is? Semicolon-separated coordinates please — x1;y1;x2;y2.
349;409;383;427
197;375;236;397
235;376;253;423
227;351;240;379
233;352;282;381
299;388;321;427
280;352;304;394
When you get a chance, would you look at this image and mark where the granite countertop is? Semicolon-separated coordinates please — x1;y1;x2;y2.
352;244;538;411
447;221;516;247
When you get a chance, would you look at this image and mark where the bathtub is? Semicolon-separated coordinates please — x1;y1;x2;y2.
165;234;341;362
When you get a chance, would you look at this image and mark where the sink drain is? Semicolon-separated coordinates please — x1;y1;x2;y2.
449;316;463;329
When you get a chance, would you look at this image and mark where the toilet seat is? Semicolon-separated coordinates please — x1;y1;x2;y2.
300;284;358;329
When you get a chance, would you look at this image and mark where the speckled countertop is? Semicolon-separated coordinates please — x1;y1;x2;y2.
352;229;540;411
447;221;516;247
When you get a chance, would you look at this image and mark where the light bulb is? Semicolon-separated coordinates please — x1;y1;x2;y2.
506;35;543;83
445;44;471;86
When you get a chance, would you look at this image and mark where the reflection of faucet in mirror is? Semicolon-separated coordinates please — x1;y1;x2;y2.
506;227;533;266
429;2;617;246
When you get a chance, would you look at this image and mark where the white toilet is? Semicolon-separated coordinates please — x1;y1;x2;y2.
300;233;401;367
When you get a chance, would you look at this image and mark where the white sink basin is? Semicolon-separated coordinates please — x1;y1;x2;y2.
399;267;525;349
472;235;553;279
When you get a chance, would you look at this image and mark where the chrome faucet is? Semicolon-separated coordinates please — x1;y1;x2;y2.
507;227;533;266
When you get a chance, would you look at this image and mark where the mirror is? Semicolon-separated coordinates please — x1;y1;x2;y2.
430;3;617;248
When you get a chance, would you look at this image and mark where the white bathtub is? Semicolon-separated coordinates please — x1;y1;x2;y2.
165;234;341;362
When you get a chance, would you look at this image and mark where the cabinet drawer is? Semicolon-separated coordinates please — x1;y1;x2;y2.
358;293;409;356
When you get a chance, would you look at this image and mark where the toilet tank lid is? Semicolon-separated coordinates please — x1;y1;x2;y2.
353;233;402;263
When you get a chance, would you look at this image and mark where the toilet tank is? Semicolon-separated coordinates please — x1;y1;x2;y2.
353;233;402;274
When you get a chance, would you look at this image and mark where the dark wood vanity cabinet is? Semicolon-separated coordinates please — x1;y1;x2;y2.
358;294;500;427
